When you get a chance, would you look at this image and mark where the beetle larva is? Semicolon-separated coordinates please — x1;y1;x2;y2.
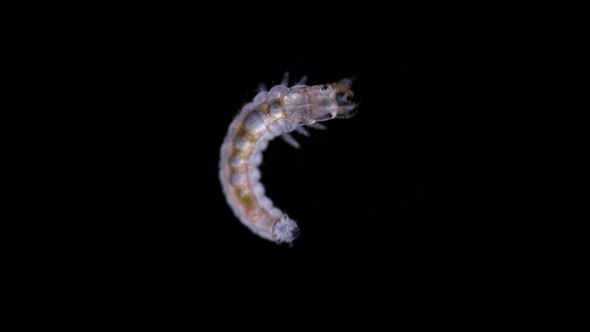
219;74;358;245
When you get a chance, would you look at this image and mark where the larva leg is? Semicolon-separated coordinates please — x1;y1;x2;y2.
295;126;310;137
281;132;300;149
308;123;327;130
279;72;307;87
280;72;290;86
295;76;308;86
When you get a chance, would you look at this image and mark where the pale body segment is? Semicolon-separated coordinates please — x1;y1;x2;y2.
219;75;357;244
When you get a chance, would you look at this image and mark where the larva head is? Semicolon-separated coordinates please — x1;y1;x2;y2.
309;78;358;122
332;78;358;119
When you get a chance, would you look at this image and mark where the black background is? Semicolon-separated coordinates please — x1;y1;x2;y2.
3;79;589;289
2;14;589;289
2;9;590;332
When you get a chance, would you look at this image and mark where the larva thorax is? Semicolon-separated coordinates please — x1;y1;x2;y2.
220;77;357;244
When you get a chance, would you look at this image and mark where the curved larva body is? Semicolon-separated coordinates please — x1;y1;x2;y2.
219;76;357;244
